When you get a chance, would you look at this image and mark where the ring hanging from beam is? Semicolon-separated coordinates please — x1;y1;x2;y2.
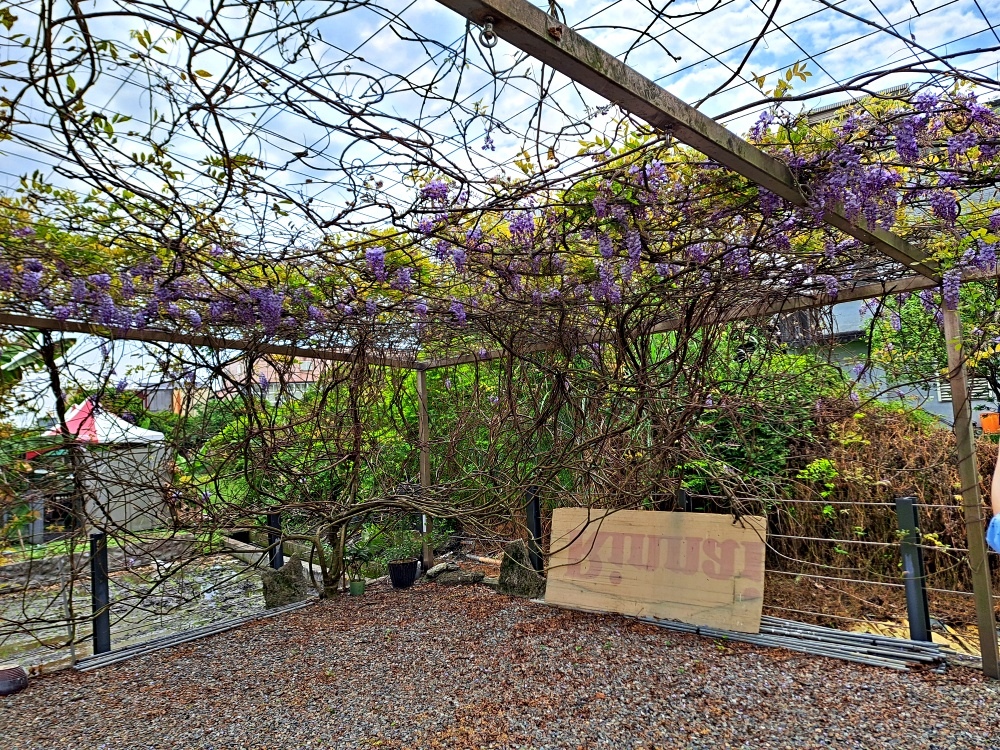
479;17;498;47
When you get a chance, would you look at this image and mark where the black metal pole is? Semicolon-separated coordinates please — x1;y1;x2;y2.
895;496;932;642
676;487;692;512
266;512;283;570
525;485;543;573
89;531;111;655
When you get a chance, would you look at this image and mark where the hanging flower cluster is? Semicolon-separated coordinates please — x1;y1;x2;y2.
1;90;998;356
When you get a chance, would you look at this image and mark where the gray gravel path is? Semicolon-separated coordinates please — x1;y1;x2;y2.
2;580;999;749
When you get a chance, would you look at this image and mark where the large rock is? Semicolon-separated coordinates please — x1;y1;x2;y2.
434;569;484;585
260;557;310;608
498;540;546;598
425;562;459;579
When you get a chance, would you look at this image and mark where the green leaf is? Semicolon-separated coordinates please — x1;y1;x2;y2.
66;74;76;93
194;69;212;78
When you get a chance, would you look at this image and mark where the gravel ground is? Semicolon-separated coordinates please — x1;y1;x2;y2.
3;578;1000;750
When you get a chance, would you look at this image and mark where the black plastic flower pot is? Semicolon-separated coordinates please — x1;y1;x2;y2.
388;558;419;589
0;663;28;696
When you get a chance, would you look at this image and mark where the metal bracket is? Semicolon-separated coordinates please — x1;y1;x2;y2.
479;16;498;47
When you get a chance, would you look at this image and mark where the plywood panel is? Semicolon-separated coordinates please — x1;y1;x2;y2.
545;508;767;633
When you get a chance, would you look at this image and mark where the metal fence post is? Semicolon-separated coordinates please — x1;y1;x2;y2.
895;497;932;642
89;531;111;655
266;512;283;570
525;485;543;572
676;487;692;512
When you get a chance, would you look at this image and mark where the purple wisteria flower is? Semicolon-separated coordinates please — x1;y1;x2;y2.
97;296;118;326
365;246;388;282
625;230;642;265
250;288;284;335
186;310;202;327
434;241;452;261
726;247;751;277
749;110;774;141
451;247;467;272
592;262;621;303
592;195;608;218
759;189;781;219
450;301;466;326
115;378;128;394
0;264;11;291
258;374;270;391
913;92;939;112
420;179;449;202
12;226;35;238
482;133;495;151
88;273;111;291
976;242;998;271
937;171;961;188
948;130;978;164
598;233;614;260
687;244;708;264
20;270;42;298
509;212;535;245
655;263;679;278
816;274;839;299
120;274;134;300
893;116;921;163
928;190;958;224
414;301;428;317
918;289;937;314
942;268;961;310
393;267;413;291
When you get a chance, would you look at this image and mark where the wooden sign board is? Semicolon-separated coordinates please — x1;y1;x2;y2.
545;508;767;633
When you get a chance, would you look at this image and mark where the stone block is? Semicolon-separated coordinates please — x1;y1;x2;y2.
434;569;484;585
260;557;310;608
498;540;546;598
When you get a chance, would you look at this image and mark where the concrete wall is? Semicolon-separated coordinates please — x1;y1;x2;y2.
0;536;197;592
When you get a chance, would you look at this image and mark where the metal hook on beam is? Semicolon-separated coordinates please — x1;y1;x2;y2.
479;16;498;48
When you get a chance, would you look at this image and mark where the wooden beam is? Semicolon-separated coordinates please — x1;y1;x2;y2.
0;311;422;370
416;369;435;570
942;305;1000;678
433;0;938;279
423;272;950;370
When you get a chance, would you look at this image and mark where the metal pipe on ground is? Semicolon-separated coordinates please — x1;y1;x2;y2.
75;599;315;671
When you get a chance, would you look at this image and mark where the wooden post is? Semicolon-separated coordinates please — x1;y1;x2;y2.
416;369;434;570
943;305;1000;678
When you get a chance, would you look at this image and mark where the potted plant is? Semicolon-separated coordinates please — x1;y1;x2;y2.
387;531;423;589
344;544;372;596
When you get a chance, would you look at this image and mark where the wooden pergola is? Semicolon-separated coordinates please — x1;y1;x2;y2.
2;0;997;676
